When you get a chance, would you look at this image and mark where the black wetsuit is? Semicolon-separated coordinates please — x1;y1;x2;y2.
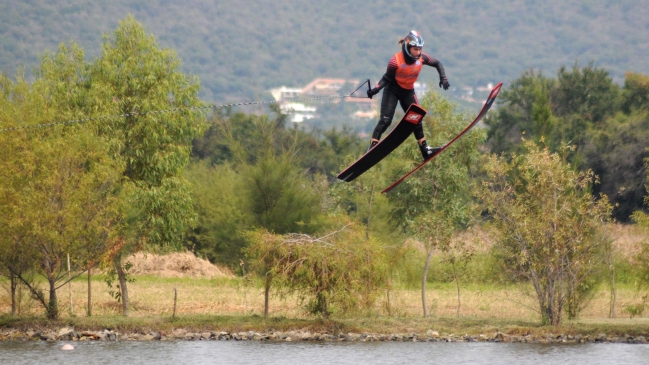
371;51;447;141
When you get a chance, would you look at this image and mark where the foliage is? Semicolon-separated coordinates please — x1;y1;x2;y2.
245;222;389;318
87;16;206;316
621;72;649;114
192;106;363;176
2;1;649;106
183;162;250;267
584;111;649;220
385;91;485;228
242;153;323;235
630;151;649;292
477;141;612;325
485;65;649;221
0;42;124;319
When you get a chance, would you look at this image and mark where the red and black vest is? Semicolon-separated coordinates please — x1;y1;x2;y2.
394;52;423;90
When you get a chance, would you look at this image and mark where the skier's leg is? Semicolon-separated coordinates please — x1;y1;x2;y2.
369;88;399;151
400;91;441;160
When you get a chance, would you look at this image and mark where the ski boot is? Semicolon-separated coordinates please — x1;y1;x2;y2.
367;139;379;153
419;140;441;161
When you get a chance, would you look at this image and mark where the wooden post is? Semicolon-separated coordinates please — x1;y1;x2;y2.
87;266;92;317
173;288;177;319
68;253;73;313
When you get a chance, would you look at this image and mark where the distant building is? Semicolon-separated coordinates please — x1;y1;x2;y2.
280;103;316;123
269;86;303;102
269;78;378;122
476;83;494;92
351;98;378;119
301;78;359;96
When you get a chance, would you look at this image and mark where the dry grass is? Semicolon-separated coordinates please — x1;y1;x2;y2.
1;276;645;323
1;224;648;327
125;251;234;278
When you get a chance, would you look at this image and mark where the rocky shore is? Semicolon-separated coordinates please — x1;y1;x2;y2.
1;327;647;344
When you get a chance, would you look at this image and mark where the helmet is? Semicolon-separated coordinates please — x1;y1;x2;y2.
402;30;424;62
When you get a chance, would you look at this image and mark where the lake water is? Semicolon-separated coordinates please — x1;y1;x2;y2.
1;340;648;364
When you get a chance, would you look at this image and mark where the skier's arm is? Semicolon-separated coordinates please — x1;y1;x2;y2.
367;56;398;98
422;53;450;90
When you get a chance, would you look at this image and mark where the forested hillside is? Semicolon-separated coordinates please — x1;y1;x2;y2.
1;0;648;104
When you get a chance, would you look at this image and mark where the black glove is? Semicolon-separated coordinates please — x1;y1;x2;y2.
367;88;380;99
439;77;450;90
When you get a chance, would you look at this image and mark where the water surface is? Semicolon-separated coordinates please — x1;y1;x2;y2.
1;340;648;364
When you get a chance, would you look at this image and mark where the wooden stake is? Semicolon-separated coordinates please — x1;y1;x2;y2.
173;288;177;318
68;253;73;313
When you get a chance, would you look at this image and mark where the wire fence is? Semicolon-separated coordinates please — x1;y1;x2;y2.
0;81;370;134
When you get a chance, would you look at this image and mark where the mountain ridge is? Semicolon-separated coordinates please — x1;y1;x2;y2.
1;0;647;103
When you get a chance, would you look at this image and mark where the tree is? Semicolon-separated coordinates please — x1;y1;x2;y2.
90;16;205;316
485;70;555;154
383;91;485;317
0;45;121;319
583;111;649;221
552;62;620;126
476;141;612;325
184;161;251;267
630;148;649;298
621;72;649;114
486;63;620;156
242;153;322;235
245;222;388;318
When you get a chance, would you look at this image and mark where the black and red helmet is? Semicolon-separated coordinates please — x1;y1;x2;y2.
402;30;424;62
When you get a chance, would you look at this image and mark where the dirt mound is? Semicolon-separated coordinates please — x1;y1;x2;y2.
125;251;234;278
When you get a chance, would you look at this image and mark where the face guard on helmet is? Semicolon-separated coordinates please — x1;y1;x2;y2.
402;30;424;62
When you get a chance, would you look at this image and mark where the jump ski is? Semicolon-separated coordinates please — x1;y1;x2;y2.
381;82;503;194
337;104;426;182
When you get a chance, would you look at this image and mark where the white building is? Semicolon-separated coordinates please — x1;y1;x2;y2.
280;103;317;123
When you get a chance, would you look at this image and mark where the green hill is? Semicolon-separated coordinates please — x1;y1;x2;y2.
1;0;647;105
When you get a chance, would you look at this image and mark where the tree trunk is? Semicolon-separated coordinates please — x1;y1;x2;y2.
366;184;374;239
609;266;616;318
10;271;17;315
321;294;329;319
452;261;461;318
47;277;59;320
421;247;435;317
87;267;92;317
264;272;271;317
113;252;130;317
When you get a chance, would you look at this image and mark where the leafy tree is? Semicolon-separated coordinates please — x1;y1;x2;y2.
620;72;649;114
383;91;485;316
552;62;620;125
583;111;649;221
476;141;612;325
183;161;251;267
90;16;205;316
0;45;120;319
192;105;363;177
487;63;620;155
485;70;554;154
245;222;388;318
242;153;322;235
0;73;36;315
630;149;649;296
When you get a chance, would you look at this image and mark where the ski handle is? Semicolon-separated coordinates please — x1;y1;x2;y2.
348;79;371;98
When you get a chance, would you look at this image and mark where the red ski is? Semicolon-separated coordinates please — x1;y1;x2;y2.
337;104;426;182
381;82;503;194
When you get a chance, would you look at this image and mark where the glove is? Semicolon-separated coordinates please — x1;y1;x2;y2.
439;77;450;90
367;88;380;99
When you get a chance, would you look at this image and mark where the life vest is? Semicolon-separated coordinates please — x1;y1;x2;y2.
394;51;423;90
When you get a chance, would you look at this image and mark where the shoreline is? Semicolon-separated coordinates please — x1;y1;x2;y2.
2;326;648;344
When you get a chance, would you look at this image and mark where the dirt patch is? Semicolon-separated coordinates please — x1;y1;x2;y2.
608;223;649;259
125;251;234;278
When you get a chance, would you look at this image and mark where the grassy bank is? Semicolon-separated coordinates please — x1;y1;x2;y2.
1;275;648;338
